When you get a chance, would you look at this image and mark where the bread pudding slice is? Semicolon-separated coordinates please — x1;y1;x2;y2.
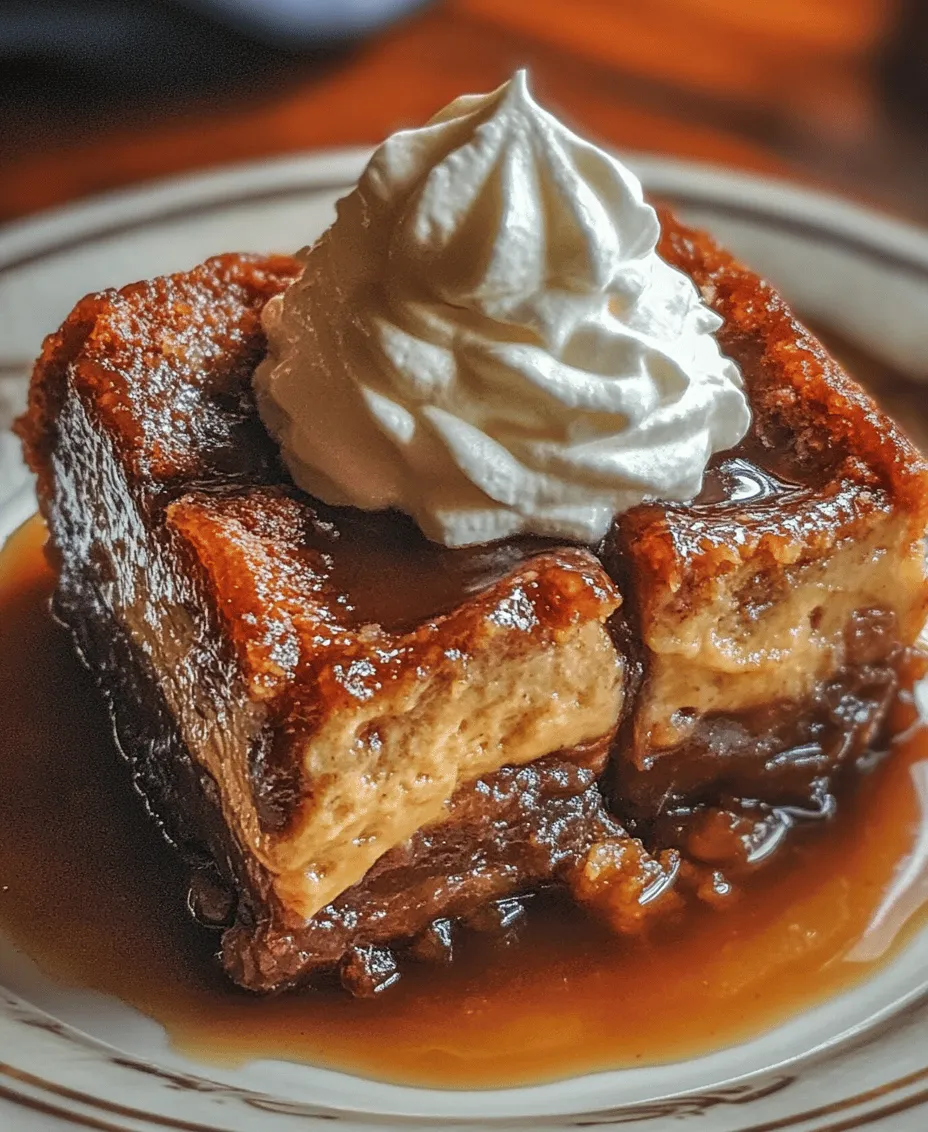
17;254;657;994
16;216;928;994
603;215;928;851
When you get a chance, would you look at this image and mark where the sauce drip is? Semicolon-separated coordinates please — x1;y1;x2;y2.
0;516;926;1089
268;432;806;634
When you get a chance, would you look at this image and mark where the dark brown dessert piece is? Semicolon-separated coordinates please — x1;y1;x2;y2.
16;213;928;995
600;214;928;858
17;254;667;995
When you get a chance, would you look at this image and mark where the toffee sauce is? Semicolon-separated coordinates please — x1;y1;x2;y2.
1;515;927;1089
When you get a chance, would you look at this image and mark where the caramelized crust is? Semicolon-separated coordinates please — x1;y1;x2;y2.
20;254;297;500
658;211;926;510
16;216;928;994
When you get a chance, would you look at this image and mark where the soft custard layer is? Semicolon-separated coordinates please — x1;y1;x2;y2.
636;512;928;754
166;491;625;921
271;620;624;919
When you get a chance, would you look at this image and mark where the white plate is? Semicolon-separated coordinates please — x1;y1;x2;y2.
0;150;926;1132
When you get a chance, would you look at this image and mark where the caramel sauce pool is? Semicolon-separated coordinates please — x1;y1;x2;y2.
1;516;927;1089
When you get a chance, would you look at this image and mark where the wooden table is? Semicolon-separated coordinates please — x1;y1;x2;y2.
2;0;927;228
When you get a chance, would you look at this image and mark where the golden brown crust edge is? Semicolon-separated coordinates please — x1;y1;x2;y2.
602;210;928;634
16;252;302;505
657;208;928;512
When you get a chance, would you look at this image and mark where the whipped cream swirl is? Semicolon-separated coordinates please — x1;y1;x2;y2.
255;71;751;546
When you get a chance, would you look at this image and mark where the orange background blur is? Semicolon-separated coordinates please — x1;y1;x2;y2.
2;0;926;225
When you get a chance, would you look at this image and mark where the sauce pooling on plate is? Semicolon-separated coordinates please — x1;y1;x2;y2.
0;513;926;1089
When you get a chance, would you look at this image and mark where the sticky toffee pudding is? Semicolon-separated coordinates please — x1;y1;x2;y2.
5;73;928;1088
13;224;928;993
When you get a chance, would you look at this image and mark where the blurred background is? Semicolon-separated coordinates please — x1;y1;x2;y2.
1;0;927;226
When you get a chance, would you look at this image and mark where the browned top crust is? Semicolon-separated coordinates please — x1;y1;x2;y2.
608;212;928;625
18;253;300;501
167;487;618;716
658;209;927;511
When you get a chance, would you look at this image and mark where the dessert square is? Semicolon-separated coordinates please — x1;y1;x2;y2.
16;74;928;995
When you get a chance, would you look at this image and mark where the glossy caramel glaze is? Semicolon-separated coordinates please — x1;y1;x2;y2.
0;516;926;1088
167;487;619;708
289;503;560;632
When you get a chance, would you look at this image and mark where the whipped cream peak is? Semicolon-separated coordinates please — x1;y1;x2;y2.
255;71;751;547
